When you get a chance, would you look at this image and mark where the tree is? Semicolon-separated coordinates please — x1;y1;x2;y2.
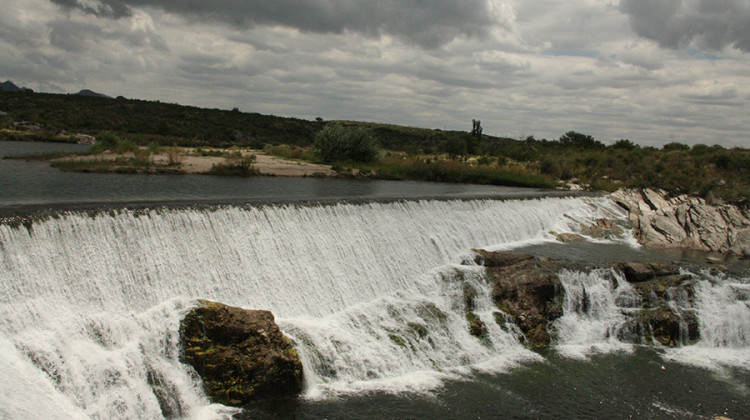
471;119;483;139
312;124;381;163
662;142;690;151
559;131;604;149
442;136;467;158
611;139;637;150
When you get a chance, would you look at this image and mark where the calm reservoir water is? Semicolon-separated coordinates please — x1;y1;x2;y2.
0;141;576;214
0;141;748;419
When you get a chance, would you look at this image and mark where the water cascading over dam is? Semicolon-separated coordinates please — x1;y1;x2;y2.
0;196;747;419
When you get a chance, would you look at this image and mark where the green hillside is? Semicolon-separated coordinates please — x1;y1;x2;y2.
1;90;748;203
0;91;506;151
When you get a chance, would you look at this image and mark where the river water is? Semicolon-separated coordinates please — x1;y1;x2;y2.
0;141;748;419
0;141;577;214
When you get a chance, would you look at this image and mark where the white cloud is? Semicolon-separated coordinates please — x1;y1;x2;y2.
621;0;750;52
0;0;748;147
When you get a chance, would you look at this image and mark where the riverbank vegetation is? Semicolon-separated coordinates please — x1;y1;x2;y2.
206;154;259;177
2;91;748;203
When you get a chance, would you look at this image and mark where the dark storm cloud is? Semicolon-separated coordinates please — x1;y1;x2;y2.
48;0;500;48
48;20;102;52
621;0;750;52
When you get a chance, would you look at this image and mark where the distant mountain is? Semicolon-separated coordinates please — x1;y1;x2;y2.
1;80;33;93
75;89;110;98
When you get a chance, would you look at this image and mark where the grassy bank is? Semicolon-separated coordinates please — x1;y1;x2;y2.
1;128;78;143
532;143;750;202
50;157;185;175
355;157;556;189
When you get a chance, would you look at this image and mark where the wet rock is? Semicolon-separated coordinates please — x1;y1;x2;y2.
631;275;693;301
579;218;625;239
478;250;706;349
466;312;487;338
556;233;585;243
636;307;699;346
474;249;533;268
616;262;677;283
480;251;565;347
463;283;477;311
180;300;303;407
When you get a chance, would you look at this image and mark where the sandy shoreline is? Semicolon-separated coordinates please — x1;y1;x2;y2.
56;148;339;177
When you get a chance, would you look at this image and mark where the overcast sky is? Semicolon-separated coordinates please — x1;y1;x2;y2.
2;0;749;147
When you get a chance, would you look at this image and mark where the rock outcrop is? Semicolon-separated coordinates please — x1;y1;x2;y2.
614;262;677;283
475;250;703;348
180;301;303;407
623;272;700;346
475;250;567;347
612;188;750;256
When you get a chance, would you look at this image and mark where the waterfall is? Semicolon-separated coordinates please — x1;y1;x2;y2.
552;266;750;370
552;269;640;358
282;265;541;398
664;271;750;370
0;196;634;418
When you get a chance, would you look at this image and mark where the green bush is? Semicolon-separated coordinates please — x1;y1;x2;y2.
611;139;637;150
207;156;258;177
312;124;381;163
90;132;138;154
559;131;605;149
441;137;467;158
370;157;556;188
662;142;690;151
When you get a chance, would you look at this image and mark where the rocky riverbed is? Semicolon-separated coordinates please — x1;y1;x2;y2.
183;250;732;406
474;250;702;348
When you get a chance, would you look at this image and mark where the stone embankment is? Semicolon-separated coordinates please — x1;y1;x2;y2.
180;301;303;407
612;188;750;256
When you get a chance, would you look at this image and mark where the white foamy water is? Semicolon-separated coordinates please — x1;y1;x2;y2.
665;271;750;370
0;196;630;418
551;265;750;372
552;269;640;358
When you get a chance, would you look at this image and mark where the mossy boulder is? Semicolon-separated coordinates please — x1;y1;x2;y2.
465;312;487;338
631;307;699;346
180;300;304;407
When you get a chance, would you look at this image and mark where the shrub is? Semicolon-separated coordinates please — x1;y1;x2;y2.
312;124;381;163
690;144;711;155
611;139;637;150
662;142;690;151
167;146;183;166
559;131;605;149
264;144;313;160
476;155;495;165
207;156;258;176
89;132;138;154
441;137;467;158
